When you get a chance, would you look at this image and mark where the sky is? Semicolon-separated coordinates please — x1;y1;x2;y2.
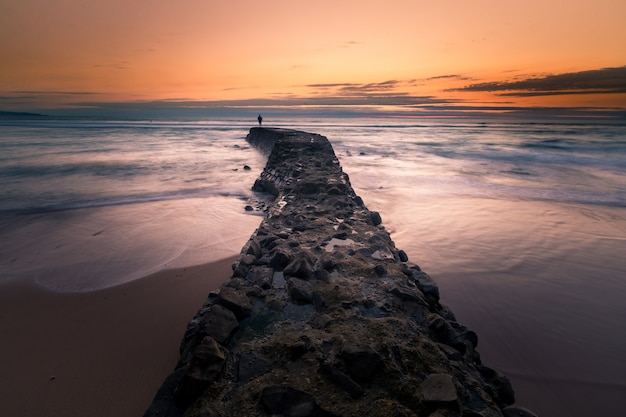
1;0;626;118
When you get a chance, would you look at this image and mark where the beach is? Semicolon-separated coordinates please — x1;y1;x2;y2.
380;196;626;417
0;256;236;417
1;118;625;416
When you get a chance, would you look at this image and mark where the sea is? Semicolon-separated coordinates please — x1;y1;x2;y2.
1;116;625;416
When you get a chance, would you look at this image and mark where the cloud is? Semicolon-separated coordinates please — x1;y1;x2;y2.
0;91;103;108
452;66;626;96
8;91;101;96
93;62;131;70
305;80;408;96
3;73;624;119
341;40;361;48
426;74;462;81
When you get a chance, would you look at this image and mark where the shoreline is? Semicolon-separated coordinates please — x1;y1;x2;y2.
0;256;237;417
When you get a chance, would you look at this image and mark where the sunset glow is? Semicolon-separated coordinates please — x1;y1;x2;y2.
2;0;625;117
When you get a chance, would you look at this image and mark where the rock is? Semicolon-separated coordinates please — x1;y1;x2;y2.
246;266;273;289
259;386;337;417
269;250;291;270
390;286;425;303
216;287;252;320
314;268;330;283
374;264;387;277
288;278;315;304
245;237;262;258
232;256;255;278
478;366;516;407
284;251;315;279
371;246;394;261
144;128;535;417
437;343;463;361
176;336;228;407
318;364;364;398
450;322;478;349
260;235;279;249
420;374;458;403
239;254;256;266
237;352;272;384
340;343;384;382
309;314;332;329
203;304;239;345
411;271;440;301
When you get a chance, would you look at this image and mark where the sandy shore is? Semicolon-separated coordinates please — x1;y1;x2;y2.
0;256;236;417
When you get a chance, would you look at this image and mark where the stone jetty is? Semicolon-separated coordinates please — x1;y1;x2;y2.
145;128;535;417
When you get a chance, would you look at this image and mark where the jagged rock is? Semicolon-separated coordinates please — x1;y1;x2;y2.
269;250;291;270
284;251;315;279
437;343;464;361
478;365;516;407
420;374;458;403
245;237;262;258
215;287;252;320
260;235;279;248
237;352;272;384
176;336;228;407
371;246;394;261
390;286;426;303
203;304;239;345
144;128;534;417
240;254;256;266
411;270;440;301
288;278;315;304
340;342;384;382
314;268;330;283
374;264;387;277
318;364;364;398
287;336;311;359
259;386;337;417
246;266;273;289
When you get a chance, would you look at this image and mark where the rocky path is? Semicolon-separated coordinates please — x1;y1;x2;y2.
144;128;535;417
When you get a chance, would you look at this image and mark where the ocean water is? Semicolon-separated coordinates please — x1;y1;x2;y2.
1;117;625;415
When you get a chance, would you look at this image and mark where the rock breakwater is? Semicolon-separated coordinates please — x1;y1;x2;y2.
145;128;535;417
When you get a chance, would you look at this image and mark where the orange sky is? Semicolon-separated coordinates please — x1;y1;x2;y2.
1;0;625;116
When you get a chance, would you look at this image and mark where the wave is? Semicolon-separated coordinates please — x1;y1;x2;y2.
0;188;258;216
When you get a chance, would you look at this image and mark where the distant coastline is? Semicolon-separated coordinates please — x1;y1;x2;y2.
0;110;49;120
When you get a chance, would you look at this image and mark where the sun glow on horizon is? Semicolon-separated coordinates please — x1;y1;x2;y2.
1;0;625;116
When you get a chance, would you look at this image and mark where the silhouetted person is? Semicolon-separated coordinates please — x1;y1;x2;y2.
257;114;263;126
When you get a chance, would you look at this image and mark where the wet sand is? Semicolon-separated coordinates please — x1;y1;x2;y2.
381;196;626;417
2;196;625;416
0;256;236;417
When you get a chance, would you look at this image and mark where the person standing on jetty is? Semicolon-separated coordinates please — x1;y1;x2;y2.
257;114;263;126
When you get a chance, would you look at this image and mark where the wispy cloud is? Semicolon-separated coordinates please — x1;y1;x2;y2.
306;80;409;96
451;66;626;96
0;91;101;107
425;74;472;81
8;91;101;96
341;40;361;48
93;62;131;70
